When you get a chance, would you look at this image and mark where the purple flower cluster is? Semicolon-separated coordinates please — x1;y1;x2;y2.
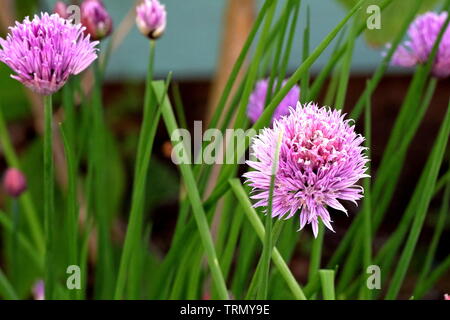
136;0;167;40
247;79;300;124
391;12;450;78
0;13;98;95
244;103;369;237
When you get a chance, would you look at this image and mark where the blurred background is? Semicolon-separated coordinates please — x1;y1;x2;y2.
0;0;449;299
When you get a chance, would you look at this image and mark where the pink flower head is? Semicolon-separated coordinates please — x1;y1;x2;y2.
247;79;300;124
0;13;99;95
81;0;113;41
3;168;27;198
391;12;450;78
445;294;450;300
244;103;369;237
136;0;167;39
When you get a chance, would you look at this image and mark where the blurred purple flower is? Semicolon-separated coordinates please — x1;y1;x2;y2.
247;79;300;124
0;13;98;95
54;1;69;19
244;103;369;237
33;280;45;300
81;0;113;41
3;168;27;198
136;0;167;40
391;12;450;78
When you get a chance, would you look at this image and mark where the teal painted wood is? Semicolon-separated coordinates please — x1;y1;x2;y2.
43;0;403;80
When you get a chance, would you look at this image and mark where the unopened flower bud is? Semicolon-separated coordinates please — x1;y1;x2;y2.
3;168;27;198
81;0;113;41
136;0;167;40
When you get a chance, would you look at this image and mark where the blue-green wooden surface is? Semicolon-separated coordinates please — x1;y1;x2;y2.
42;0;404;80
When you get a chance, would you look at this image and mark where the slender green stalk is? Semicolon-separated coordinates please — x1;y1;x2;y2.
79;219;93;300
125;42;162;299
0;268;17;300
324;68;340;106
308;30;346;102
385;101;450;300
220;210;244;279
334;16;358;110
0;104;44;254
319;270;335;300
374;6;450;183
414;180;450;296
328;74;438;272
369;78;440;288
10;199;19;283
169;242;197;299
155;80;229;299
309;0;395;100
186;254;203;299
232;222;260;298
246;220;285;300
60;124;79;299
257;129;284;299
0;211;43;269
172;83;188;130
62;80;76;146
277;0;301;90
151;204;217;299
434;170;450;195
349;0;423;120
43;94;55;300
265;0;293;105
216;192;245;286
114;49;164;298
229;178;306;300
309;222;324;281
215;191;234;258
91;60;114;299
135;40;156;173
300;5;310;102
338;78;440;296
234;0;276;132
360;84;372;300
208;0;275;130
414;253;450;298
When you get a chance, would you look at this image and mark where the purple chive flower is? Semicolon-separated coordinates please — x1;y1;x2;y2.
136;0;167;40
3;168;27;198
244;103;369;237
247;79;300;124
0;13;99;95
32;280;45;300
81;0;113;41
391;12;450;78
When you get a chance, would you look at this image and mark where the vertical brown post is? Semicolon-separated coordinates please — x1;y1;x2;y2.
206;0;255;124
